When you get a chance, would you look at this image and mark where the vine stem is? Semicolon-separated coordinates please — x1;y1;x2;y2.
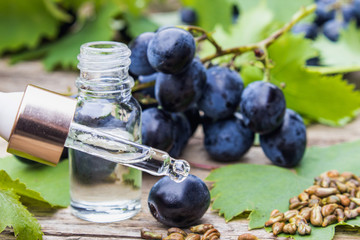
132;80;155;92
178;25;223;53
196;4;317;63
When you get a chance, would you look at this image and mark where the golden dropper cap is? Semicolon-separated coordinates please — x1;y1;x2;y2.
7;85;77;166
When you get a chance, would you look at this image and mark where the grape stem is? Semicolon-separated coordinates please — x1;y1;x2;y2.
182;4;317;63
132;80;155;92
182;26;223;53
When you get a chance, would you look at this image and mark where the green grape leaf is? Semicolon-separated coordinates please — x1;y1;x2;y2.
0;170;50;205
206;164;312;228
43;0;74;22
206;140;360;239
265;34;360;126
295;140;360;179
0;190;43;240
313;22;360;69
60;0;103;11
149;11;183;28
11;1;120;71
0;156;70;207
232;0;314;23
122;168;142;189
124;13;159;38
114;0;152;16
0;0;59;55
181;0;233;31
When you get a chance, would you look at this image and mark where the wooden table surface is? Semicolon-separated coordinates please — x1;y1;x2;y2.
1;60;360;239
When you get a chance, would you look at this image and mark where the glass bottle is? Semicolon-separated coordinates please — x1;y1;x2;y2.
69;41;142;222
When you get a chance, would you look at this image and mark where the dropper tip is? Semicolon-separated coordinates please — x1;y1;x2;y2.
169;159;190;183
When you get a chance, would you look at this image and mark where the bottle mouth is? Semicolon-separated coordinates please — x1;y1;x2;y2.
76;41;133;97
76;77;134;96
77;41;131;71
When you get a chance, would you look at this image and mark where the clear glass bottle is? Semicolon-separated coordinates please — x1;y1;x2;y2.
69;41;142;222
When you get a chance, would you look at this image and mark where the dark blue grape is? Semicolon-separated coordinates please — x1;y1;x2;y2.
240;81;286;134
184;107;201;136
61;147;69;159
147;27;196;74
198;66;244;120
203;117;254;162
306;57;320;66
148;174;210;227
260;109;306;168
129;32;156;76
314;0;336;26
70;150;117;184
141;108;174;152
342;4;356;23
323;19;346;41
169;112;192;158
232;5;240;23
180;7;197;25
155;59;206;112
73;99;113;127
292;23;318;39
355;0;360;19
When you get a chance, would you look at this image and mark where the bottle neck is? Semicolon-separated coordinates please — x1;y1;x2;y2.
76;41;133;100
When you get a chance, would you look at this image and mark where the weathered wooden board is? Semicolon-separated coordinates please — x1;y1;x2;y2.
0;60;360;239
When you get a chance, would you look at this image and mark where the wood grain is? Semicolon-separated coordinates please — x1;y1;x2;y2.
0;60;360;239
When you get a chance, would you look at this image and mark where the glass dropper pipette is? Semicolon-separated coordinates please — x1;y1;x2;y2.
0;85;190;182
65;122;190;182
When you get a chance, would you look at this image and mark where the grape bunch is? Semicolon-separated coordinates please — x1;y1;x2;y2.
129;26;307;168
292;0;360;43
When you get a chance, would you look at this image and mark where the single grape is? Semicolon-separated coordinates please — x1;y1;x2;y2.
260;109;306;168
169;112;192;158
341;4;356;23
306;57;320;66
232;5;240;23
323;19;346;41
129;32;156;76
355;0;360;27
240;81;286;134
314;0;336;26
148;174;210;227
291;23;318;40
155;59;206;112
74;99;113;127
203;116;254;162
180;7;197;25
198;66;244;120
71;150;117;184
355;0;360;19
141;108;174;152
147;27;196;74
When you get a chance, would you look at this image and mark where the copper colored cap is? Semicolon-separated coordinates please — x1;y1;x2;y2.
7;85;77;166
